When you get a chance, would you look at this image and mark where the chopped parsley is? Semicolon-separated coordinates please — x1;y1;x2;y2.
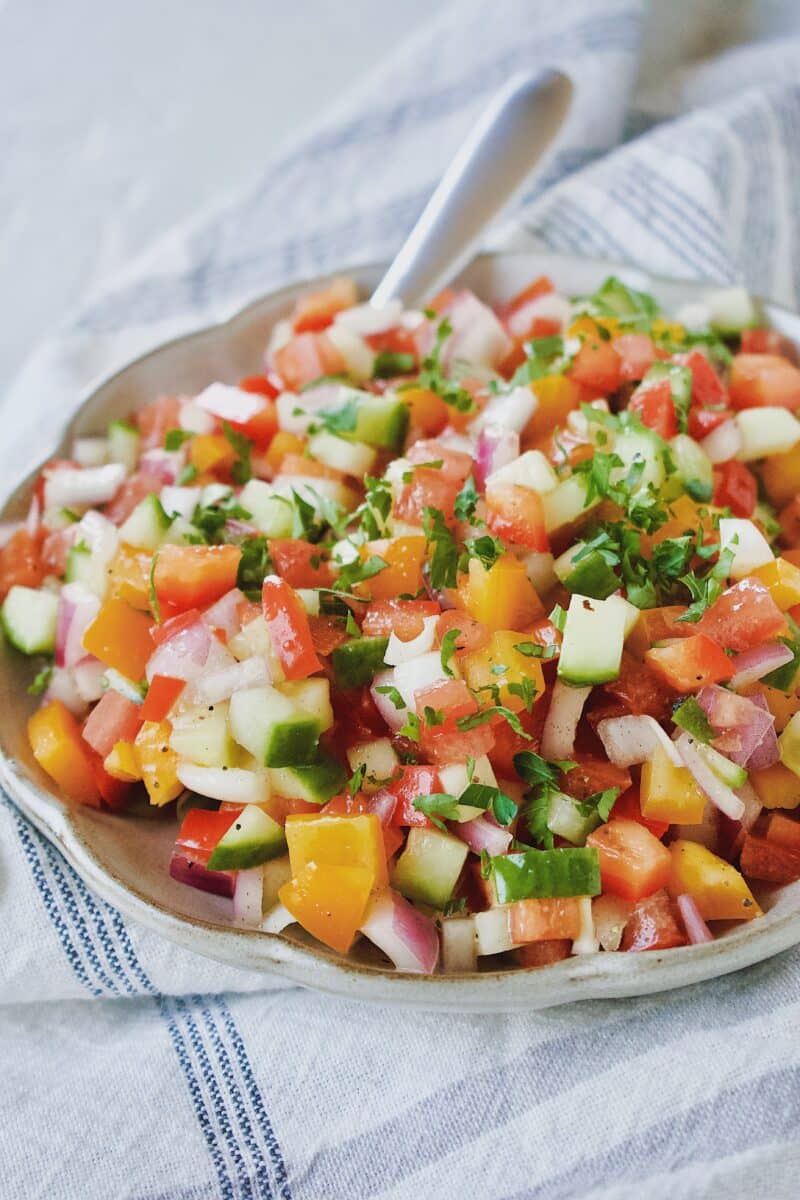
27;663;53;696
164;429;193;451
375;684;406;711
236;536;271;598
454;475;479;523
672;696;715;743
221;422;253;485
412;317;474;413
423;506;460;590
372;350;416;378
440;627;460;677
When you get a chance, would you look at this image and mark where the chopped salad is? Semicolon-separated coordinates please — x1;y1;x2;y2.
7;270;800;973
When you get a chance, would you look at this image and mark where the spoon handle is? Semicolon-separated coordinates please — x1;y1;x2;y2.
371;68;573;308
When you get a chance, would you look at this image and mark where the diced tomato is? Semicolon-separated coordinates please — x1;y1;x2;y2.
137;396;181;451
739;833;800;884
307;614;350;657
564;759;632;801
331;686;387;745
228;398;278;449
676;348;728;408
586;817;671;902
645;634;734;692
509;897;582;943
276;454;345;483
620;890;687;951
604;652;677;722
364;324;419;360
613;786;669;839
394;467;460;527
0;529;44;599
435;610;489;656
149;607;203;647
104;472;164;525
497;275;554;334
175;808;241;866
268;539;333;588
273;332;346;392
291;278;358;334
154;545;241;613
262;574;322;680
568;335;622;394
414;678;495;763
613;334;655;382
764;812;800;852
729;353;800;410
487;703;547;776
485;482;549;551
92;758;131;811
82;690;143;759
387;766;441;828
525;618;562;656
696;578;786;652
238;374;280;400
687;406;733;440
406;440;473;484
140;675;185;723
361;599;440;641
515;939;573;968
40;527;76;577
780;497;800;548
712;459;757;518
628;378;677;439
741;328;799;360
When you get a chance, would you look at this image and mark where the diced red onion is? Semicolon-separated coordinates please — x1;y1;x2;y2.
189;655;270;705
146;621;213;683
700;418;742;464
370;668;407;732
25;493;41;537
203;588;245;640
160;485;202;520
44;666;89;717
695;685;775;766
140;448;183;484
540;680;591;761
359;889;440;974
44;463;126;510
335;300;403;336
675;733;745;821
676;893;713;944
729;642;794;690
596;714;683;768
742;692;780;770
455;814;512;856
0;521;24;548
441;917;477;973
73;657;108;702
232;867;264;926
169;852;234;899
194;382;265;424
56;582;101;668
474;386;537;436
439;290;512;370
384;615;438;667
474;427;520;489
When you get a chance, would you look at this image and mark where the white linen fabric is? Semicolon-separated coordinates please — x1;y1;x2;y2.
3;2;800;1196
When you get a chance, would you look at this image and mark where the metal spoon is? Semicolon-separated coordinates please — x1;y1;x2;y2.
371;67;573;308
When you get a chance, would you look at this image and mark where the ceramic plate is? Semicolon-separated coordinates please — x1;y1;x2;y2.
3;251;800;1011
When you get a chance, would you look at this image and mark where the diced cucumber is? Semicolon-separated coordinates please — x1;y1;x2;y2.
262;855;293;911
1;586;58;654
118;493;171;551
558;593;627;685
703;286;759;334
612;428;665;493
238;480;294;537
107;420;140;474
696;742;748;788
277;678;333;731
326;324;375;382
391;826;469;908
736;407;800;461
546;791;602;845
269;754;347;804
491;846;601;902
331;637;388;688
168;703;237;768
160;516;197;546
65;543;94;586
604;593;640;639
718;518;773;579
541;476;599;533
563;549;619;601
347;394;409;451
206;805;287;871
486;450;558;494
346;737;399;789
201;483;233;508
668;433;713;502
229;685;322;766
308;431;377;476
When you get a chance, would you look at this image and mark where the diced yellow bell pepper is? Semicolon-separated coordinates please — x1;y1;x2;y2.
750;761;800;810
360;537;426;601
640;745;706;824
760;442;800;509
28;700;101;807
285;812;387;889
751;557;800;611
107;544;153;611
460;555;543;632
646;495;720;550
567;314;622;341
190;434;236;474
134;720;182;806
278;862;373;954
82;598;154;681
742;682;800;733
103;740;141;783
524;375;582;442
461;630;545;712
650;318;686;343
667;840;762;921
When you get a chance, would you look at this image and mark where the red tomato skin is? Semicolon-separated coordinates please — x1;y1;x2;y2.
273;332;345;391
587;818;671;902
149;608;204;647
414;678;496;764
140;675;185;723
154;545;241;612
729;353;800;410
361;600;440;641
740;329;799;360
394;468;460;526
687;406;733;440
0;530;45;600
645;634;734;692
568;338;622;394
612;786;669;839
628;378;677;439
261;575;322;680
485;483;549;551
613;334;655;382
82;691;142;759
406;440;473;484
138;396;181;450
676;349;728;408
712;460;757;517
435;610;490;656
175;808;242;865
387;766;441;828
104;472;164;525
620;890;687;951
696;578;786;652
238;374;280;399
268;539;333;589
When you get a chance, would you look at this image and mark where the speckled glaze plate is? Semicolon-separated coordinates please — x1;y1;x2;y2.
3;252;800;1011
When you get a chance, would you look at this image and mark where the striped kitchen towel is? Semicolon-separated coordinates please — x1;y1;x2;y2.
3;2;800;1197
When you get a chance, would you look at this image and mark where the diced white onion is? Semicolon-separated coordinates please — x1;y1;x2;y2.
260;903;295;934
675;733;745;821
334;300;404;336
571;897;599;955
194;382;264;424
596;714;682;768
384;616;438;667
160;485;202;520
176;763;271;806
44;463;126;510
179;401;216;435
441;917;478;973
540;680;591;760
700;418;742;464
72;437;109;467
233;867;265;927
